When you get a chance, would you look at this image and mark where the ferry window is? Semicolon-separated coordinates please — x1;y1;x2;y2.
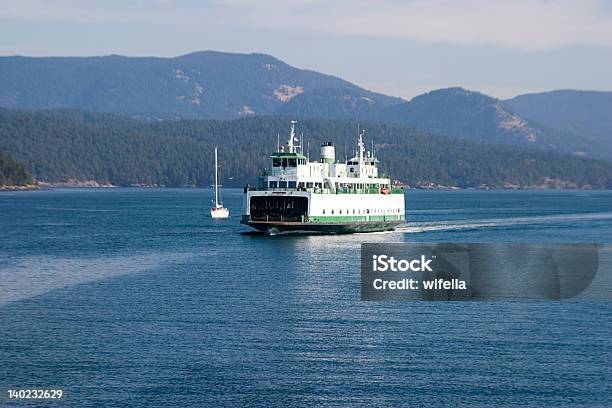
322;209;326;214
331;209;335;214
366;209;370;214
282;158;288;167
306;182;313;188
352;209;355;214
279;181;287;188
289;159;297;167
269;181;278;188
350;168;354;173
288;181;296;188
273;158;281;167
316;183;322;188
339;209;342;214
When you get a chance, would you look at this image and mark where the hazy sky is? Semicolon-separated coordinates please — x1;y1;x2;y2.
1;0;611;100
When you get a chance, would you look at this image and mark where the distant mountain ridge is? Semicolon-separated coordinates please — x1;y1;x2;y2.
0;51;399;119
379;88;609;159
505;90;612;154
0;51;609;160
280;87;610;160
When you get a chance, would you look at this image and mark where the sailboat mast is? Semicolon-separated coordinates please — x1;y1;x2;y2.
214;147;219;207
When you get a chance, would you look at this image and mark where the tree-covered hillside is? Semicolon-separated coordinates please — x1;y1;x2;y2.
1;109;610;189
1;52;608;161
278;87;611;161
505;90;612;153
0;52;399;120
0;151;33;186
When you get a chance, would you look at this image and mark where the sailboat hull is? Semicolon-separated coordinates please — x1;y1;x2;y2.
211;207;230;219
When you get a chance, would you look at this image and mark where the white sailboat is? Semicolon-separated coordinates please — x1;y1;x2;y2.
211;147;230;219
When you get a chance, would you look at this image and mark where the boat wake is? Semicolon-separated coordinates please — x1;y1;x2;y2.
0;252;189;307
398;212;612;234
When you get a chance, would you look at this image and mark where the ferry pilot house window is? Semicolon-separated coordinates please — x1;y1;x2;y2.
282;158;288;167
288;181;296;189
273;158;281;167
269;181;278;188
289;159;297;167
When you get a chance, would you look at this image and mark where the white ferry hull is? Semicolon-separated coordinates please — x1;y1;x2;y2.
241;190;405;234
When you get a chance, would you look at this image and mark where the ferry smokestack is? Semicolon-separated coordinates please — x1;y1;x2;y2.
320;142;335;164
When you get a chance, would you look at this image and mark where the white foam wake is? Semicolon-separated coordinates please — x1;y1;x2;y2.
398;212;612;234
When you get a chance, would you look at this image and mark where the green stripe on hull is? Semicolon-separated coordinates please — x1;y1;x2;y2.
309;214;404;223
241;216;404;234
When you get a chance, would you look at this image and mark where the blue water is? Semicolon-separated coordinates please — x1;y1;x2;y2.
1;189;611;407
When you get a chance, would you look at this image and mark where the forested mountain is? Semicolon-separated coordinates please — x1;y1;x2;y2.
282;87;610;160
377;88;610;160
1;108;610;189
1;52;608;161
505;90;612;153
0;51;399;119
277;88;387;120
0;151;33;186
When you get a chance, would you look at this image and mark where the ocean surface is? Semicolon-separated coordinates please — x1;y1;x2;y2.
1;188;611;407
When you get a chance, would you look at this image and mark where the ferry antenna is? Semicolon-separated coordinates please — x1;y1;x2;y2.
300;132;304;155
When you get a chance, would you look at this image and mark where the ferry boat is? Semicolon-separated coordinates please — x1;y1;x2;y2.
241;121;405;234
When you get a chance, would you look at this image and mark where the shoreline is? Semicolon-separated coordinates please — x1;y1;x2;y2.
2;184;611;192
0;183;41;191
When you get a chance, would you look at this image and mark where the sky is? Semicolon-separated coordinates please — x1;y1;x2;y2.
1;0;611;100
